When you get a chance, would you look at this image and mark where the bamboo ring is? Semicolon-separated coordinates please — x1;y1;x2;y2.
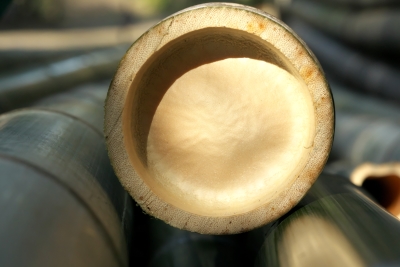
105;3;334;234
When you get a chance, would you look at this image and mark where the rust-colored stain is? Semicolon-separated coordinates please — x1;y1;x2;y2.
247;21;266;33
246;22;255;32
301;65;315;80
139;196;144;200
258;22;266;31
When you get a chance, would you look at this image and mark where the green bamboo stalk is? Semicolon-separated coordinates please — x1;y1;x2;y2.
308;0;398;8
0;83;132;267
255;173;400;267
283;0;400;52
325;161;400;218
32;82;108;133
332;111;400;163
286;17;400;102
0;46;127;113
330;81;400;121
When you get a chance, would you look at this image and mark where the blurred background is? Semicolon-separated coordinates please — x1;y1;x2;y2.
1;0;400;266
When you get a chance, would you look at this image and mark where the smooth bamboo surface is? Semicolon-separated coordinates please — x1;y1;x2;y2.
0;21;156;72
332;112;400;163
0;46;127;113
255;173;400;267
294;0;399;7
0;83;132;267
330;81;400;121
286;18;400;103
32;82;108;133
105;2;334;234
325;161;400;218
283;0;400;52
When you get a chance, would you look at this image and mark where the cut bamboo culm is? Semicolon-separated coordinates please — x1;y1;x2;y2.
255;173;400;267
282;0;400;53
105;3;334;234
0;83;132;267
286;18;400;103
332;112;400;163
325;161;400;218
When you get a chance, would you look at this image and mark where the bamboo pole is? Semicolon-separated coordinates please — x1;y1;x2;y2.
281;0;400;52
0;46;126;113
255;173;400;267
330;81;400;120
32;82;108;133
325;161;400;218
0;83;132;267
332;111;400;163
0;21;156;71
104;3;334;234
306;0;398;8
285;17;400;102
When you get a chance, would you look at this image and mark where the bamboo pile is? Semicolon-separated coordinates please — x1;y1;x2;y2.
0;83;132;267
255;173;400;267
278;0;400;229
3;1;400;266
105;2;334;234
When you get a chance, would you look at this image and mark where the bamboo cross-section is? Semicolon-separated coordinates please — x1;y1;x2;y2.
325;161;400;218
105;3;334;234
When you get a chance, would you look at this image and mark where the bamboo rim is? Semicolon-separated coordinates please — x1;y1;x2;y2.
351;162;400;218
105;3;334;234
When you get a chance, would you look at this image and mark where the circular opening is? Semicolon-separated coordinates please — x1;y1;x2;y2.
362;175;400;217
123;28;315;216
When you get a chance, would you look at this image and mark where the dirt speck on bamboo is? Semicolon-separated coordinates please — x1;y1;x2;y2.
105;3;334;234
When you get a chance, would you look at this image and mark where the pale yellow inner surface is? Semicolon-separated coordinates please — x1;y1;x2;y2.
138;57;315;216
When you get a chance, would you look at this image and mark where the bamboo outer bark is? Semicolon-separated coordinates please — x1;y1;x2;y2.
0;46;126;113
282;0;400;52
0;83;132;267
286;17;400;103
255;173;400;267
332;112;400;163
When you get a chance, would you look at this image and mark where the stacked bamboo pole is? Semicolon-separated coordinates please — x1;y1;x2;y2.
0;20;156;113
283;0;400;52
0;83;132;267
255;173;400;267
285;18;400;102
0;46;126;113
104;2;334;234
325;161;400;218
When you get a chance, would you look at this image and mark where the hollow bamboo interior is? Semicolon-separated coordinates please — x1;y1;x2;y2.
105;3;334;234
351;163;400;218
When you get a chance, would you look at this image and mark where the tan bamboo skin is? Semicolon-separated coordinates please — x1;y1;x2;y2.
105;3;334;234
